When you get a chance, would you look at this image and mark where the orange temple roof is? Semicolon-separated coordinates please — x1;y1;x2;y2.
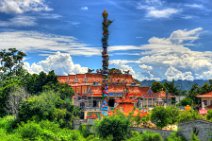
196;91;212;98
108;103;148;117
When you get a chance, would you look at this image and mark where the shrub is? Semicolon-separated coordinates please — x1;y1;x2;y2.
179;97;193;106
0;128;22;141
166;132;186;141
178;110;203;123
128;131;163;141
206;110;212;121
96;114;130;141
17;90;79;128
151;106;179;129
0;116;15;131
190;133;200;141
16;120;85;141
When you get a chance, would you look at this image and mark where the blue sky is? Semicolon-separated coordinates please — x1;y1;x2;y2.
0;0;212;80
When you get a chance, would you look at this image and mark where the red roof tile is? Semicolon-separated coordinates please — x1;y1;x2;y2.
196;91;212;98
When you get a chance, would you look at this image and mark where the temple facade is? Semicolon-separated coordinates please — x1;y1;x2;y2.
57;73;175;119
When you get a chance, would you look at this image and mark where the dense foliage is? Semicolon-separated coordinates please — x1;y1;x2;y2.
165;132;186;141
206;110;212;121
151;106;179;129
127;131;163;141
96;114;131;141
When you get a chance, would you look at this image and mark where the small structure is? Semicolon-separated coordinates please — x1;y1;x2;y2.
141;90;175;108
196;91;212;110
109;90;148;117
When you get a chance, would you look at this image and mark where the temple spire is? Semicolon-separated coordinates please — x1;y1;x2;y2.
101;10;112;116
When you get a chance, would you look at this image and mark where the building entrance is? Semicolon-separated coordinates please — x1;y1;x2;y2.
108;99;115;107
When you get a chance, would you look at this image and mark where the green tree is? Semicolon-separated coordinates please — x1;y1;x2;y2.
0;76;23;116
0;48;26;77
151;82;164;93
151;106;179;129
96;114;130;141
179;97;193;106
18;90;79;128
199;83;212;94
188;84;200;105
164;80;179;97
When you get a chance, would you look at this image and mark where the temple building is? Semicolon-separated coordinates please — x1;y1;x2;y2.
57;10;175;119
57;73;174;119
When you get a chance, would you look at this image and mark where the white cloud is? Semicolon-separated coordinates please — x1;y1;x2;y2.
169;27;202;44
0;0;52;14
110;60;138;79
24;52;88;75
165;66;194;81
185;4;204;9
139;64;153;71
0;31;100;56
110;27;212;80
145;0;163;6
146;7;179;18
109;45;141;52
81;6;88;11
39;13;62;19
0;16;36;27
136;2;179;18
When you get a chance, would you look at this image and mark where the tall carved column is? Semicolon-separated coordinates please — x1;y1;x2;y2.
101;10;112;116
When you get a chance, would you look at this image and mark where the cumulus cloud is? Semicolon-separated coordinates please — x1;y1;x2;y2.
110;60;137;78
165;67;194;81
110;27;212;80
139;64;153;71
0;31;100;56
0;0;52;14
24;52;88;75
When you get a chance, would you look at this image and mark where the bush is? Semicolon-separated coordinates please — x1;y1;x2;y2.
0;128;22;141
151;106;179;129
206;110;212;121
16;120;85;141
127;131;163;141
179;97;193;106
190;133;200;141
166;132;186;141
17;90;79;128
178;110;203;123
0;116;15;131
96;114;130;141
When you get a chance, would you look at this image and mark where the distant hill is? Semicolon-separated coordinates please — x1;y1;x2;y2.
141;80;209;90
